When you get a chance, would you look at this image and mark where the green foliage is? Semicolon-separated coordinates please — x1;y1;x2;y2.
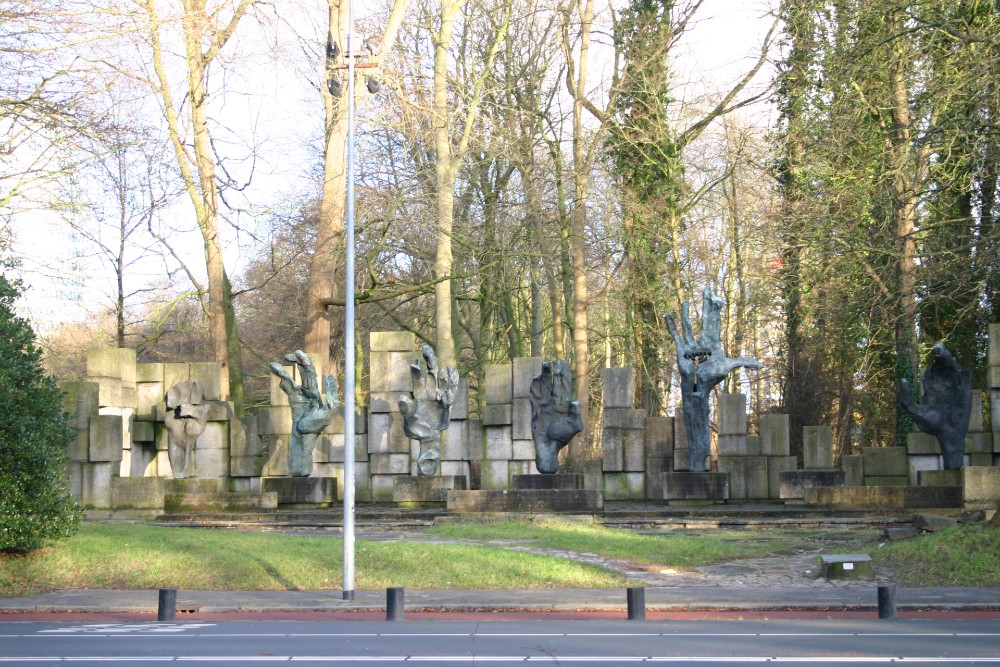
0;274;82;552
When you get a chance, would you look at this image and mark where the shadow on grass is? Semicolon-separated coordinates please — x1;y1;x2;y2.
250;556;299;590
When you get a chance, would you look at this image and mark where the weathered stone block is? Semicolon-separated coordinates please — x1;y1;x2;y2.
513;473;582;490
768;455;797;498
779;469;845;499
671;407;687;446
111;476;165;510
970;452;993;466
189;362;222;401
717;393;747;435
907;432;940;455
67;428;90;463
196;422;228;450
353;461;373;503
313;432;345;462
908;454;941;485
370;474;396;501
717;435;751;456
644;458;671;500
663;472;729;501
718;456;769;500
989;323;1000;367
439;460;470;486
89;414;124;462
622;429;644;472
803;425;834;469
62;381;99;429
135;383;163;419
512;438;535;460
919;469;962;486
231;454;266;477
262;477;337;506
87;348;136;385
261;434;289;477
969;392;985;432
442;420;469;460
604;472;645;500
230;416;259;458
369;453;410;475
78;462;116;509
393;475;467;504
194;447;229;477
370;351;415;393
485;364;513;404
966;432;993;454
759;414;790;456
136;363;164;383
513;357;543;398
466;419;484;461
368;392;401;413
862;446;908;477
258;406;293;435
447;489;603;513
368;412;410;454
864;475;908;487
508;460;537;479
643;416;673;458
481;459;509;490
602;428;623;471
842;455;863;486
991;365;1000;389
485;425;513;460
92;376;123;408
604;408;644;430
132;420;154;442
163;363;190;398
963;466;1000;509
449;378;469;420
512;397;532;440
673;447;691;472
602;367;635;408
914;513;958;532
370;330;416;352
482;403;513;426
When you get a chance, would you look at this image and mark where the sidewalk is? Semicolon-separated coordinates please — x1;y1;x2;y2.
2;586;999;614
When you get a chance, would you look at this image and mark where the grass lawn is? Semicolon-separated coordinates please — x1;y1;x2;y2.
427;518;877;567
0;522;627;597
871;523;1000;587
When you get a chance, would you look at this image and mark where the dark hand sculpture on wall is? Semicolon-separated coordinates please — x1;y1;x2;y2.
897;342;972;470
164;379;211;479
529;360;584;474
398;344;459;476
269;350;340;477
666;287;763;472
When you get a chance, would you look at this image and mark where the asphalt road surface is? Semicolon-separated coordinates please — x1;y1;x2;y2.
2;619;999;665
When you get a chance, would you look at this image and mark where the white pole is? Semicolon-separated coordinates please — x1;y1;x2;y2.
342;0;357;601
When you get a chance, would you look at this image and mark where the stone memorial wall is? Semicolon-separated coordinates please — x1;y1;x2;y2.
62;326;1000;513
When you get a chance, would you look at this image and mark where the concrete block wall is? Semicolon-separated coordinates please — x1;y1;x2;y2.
602;367;645;500
716;394;768;500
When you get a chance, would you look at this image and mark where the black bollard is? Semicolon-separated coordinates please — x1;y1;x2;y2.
626;587;646;621
157;588;177;622
387;587;405;621
877;584;897;620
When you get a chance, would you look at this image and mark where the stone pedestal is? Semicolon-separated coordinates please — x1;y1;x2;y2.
663;472;729;503
261;477;337;507
446;488;603;513
963;466;1000;510
513;473;582;490
918;469;962;486
393;475;468;506
165;478;277;511
779;469;845;501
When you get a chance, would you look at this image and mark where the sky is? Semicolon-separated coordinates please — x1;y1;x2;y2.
11;0;778;334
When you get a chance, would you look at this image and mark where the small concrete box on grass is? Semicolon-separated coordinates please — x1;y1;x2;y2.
819;553;873;581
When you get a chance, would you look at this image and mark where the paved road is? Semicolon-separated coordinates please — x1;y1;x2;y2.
2;619;1000;665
